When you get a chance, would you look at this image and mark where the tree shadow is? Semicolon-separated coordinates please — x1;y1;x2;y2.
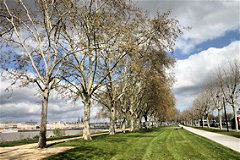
137;128;159;133
44;146;115;160
125;135;155;138
47;142;65;148
104;138;127;143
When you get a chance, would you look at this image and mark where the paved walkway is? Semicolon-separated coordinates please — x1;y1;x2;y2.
197;126;239;132
180;125;240;153
0;130;112;160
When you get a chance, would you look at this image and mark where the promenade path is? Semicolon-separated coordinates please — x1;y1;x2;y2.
180;125;240;153
0;131;111;160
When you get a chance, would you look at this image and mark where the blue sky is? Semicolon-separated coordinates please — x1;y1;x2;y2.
0;0;239;122
136;0;240;112
175;29;240;60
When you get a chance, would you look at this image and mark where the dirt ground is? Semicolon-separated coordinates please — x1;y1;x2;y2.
0;146;74;160
0;132;111;160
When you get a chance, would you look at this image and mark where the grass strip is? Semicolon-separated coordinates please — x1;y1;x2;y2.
45;126;240;160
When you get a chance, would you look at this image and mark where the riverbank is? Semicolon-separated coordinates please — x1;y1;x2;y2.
0;128;108;142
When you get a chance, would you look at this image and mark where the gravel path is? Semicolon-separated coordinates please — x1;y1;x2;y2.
180;125;240;153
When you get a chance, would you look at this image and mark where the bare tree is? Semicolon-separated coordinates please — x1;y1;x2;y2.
60;0;139;140
94;60;129;135
1;0;69;148
201;89;212;128
192;88;213;128
218;59;240;131
207;76;223;129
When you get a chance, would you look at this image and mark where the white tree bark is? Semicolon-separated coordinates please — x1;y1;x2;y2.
130;116;134;132
202;116;205;127
206;115;210;128
232;99;238;131
109;106;116;135
38;87;49;148
82;95;92;140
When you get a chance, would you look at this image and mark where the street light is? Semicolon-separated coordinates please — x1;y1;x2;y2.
216;95;222;129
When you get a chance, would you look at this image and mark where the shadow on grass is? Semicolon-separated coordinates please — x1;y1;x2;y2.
132;127;160;133
44;145;115;160
47;141;66;148
104;138;127;143
125;134;155;138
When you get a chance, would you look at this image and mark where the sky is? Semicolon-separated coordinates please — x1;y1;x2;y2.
0;0;239;122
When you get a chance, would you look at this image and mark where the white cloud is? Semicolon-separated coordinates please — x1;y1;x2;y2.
0;77;100;122
175;1;239;53
174;41;240;110
136;0;239;54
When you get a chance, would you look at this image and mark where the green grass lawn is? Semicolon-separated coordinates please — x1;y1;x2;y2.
45;126;240;160
189;126;240;138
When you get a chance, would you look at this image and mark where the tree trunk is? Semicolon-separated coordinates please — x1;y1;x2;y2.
137;118;141;130
218;108;222;129
82;95;92;140
206;115;210;128
109;106;116;135
38;88;49;148
232;103;238;131
151;117;154;127
202;116;204;127
149;118;153;128
122;118;126;133
144;115;148;129
119;119;122;130
130;116;134;132
148;120;151;128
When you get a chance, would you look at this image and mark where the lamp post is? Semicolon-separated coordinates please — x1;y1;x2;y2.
223;97;229;132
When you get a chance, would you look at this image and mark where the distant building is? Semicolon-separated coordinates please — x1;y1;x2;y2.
0;121;39;132
0;120;86;133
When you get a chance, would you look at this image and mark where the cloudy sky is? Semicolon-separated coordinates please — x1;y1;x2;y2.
0;0;239;122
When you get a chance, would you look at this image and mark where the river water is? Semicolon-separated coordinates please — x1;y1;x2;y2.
0;128;107;142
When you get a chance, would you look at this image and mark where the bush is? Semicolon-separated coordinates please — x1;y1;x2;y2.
53;128;65;137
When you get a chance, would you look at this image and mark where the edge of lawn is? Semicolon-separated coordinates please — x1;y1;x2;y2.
0;130;109;147
185;125;240;138
45;126;240;160
181;126;240;155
